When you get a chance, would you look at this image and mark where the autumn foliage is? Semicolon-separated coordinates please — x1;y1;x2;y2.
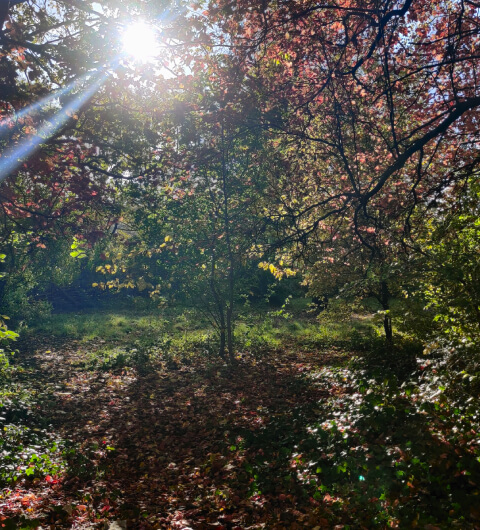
0;0;480;527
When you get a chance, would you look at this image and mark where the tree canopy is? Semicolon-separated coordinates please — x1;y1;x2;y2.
0;0;479;343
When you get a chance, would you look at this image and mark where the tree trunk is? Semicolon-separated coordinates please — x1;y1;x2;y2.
209;252;226;360
221;121;235;363
226;303;234;362
219;324;226;360
214;294;226;360
380;280;393;343
383;312;393;343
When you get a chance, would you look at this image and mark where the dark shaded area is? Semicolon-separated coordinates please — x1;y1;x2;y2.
1;339;479;528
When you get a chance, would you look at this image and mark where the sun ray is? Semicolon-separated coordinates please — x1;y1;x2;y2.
0;68;111;183
0;73;91;138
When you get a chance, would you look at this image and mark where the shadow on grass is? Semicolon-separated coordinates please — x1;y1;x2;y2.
3;342;480;529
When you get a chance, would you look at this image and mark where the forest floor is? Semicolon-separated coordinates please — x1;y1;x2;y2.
0;310;479;529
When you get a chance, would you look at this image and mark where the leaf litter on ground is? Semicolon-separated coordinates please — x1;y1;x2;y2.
0;332;479;529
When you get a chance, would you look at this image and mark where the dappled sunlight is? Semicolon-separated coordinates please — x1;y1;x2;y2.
2;333;478;528
1;0;479;527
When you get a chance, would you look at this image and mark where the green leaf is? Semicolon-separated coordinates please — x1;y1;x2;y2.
70;250;87;259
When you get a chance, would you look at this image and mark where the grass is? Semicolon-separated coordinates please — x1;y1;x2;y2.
23;310;168;343
21;302;379;354
17;303;420;380
12;303;383;379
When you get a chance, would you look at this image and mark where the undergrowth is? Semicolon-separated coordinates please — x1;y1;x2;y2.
1;308;479;528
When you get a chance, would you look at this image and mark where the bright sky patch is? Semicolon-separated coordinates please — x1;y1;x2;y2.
122;22;160;62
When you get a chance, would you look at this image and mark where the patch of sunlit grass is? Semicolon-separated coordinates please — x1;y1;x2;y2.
26;310;167;343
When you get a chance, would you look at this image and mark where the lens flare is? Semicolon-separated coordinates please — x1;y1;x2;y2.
0;73;91;138
0;68;111;183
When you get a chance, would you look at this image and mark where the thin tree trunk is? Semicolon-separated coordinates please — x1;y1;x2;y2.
383;312;393;343
226;302;234;362
219;322;226;360
380;280;393;343
210;250;226;360
221;122;235;362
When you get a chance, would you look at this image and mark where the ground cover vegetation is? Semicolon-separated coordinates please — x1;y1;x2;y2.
0;0;479;527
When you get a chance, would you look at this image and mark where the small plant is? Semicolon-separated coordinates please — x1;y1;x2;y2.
0;424;65;485
0;349;14;378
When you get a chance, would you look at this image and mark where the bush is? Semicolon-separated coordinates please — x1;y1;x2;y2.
353;334;422;379
422;338;480;400
0;349;13;378
2;283;52;327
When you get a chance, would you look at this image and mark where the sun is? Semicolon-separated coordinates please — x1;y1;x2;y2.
121;21;160;62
